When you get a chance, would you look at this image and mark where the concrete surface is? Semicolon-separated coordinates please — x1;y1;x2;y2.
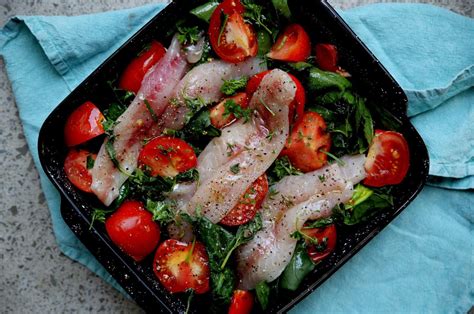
0;0;471;313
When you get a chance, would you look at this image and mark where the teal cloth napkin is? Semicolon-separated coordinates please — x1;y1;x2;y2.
1;3;472;313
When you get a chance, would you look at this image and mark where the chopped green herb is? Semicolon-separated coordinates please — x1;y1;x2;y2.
318;174;326;182
224;99;252;123
230;163;240;174
177;25;201;45
221;77;248;95
242;0;273;35
268;187;279;200
266;131;275;141
320;149;345;166
226;142;236;157
145;199;176;225
89;208;113;230
267;156;302;184
144;99;158;122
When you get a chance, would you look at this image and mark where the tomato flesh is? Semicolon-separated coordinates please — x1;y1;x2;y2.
119;41;166;94
229;290;254;314
363;130;410;187
281;112;331;172
138;137;197;177
64;149;96;193
105;200;160;262
209;0;257;63
267;24;311;62
220;174;268;226
302;224;337;264
210;92;249;129
246;70;305;122
153;239;210;294
64;101;105;147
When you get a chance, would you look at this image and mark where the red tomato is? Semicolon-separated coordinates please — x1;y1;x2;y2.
267;24;311;62
105;200;160;262
363;130;410;187
138;137;197;177
64;149;96;193
210;92;249;129
153;239;210;294
315;43;339;72
229;290;254;314
209;0;258;63
119;41;166;94
301;224;337;264
246;70;305;121
220;174;268;226
281;112;331;172
64;101;105;147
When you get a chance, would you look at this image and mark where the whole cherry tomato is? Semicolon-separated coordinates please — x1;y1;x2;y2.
105;200;161;262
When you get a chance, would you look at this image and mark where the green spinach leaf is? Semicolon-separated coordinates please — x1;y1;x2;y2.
255;281;270;310
280;242;315;291
190;2;219;23
307;67;352;92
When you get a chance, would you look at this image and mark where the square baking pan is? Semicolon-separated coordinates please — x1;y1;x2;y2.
38;0;430;312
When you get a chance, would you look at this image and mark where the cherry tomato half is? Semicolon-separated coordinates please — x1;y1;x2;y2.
119;41;166;94
153;239;210;294
281;112;331;172
220;174;268;226
246;70;305;121
315;43;339;72
105;200;161;262
363;130;410;187
64;149;96;193
229;290;254;314
209;0;258;63
267;24;311;62
138;137;197;177
64;101;105;147
301;224;337;264
210;92;249;129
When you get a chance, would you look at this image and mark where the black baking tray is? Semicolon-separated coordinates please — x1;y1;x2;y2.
38;0;430;313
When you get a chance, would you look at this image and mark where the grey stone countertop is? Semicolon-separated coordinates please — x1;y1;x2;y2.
0;0;471;313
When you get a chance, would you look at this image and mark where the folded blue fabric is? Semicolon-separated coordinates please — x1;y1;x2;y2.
1;3;472;313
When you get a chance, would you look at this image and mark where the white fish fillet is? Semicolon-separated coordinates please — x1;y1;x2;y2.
91;35;190;206
183;69;296;223
237;155;366;290
148;58;266;137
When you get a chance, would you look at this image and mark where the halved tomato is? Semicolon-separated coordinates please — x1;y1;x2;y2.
210;92;249;129
105;200;160;262
229;290;254;314
153;239;210;294
209;0;258;63
301;224;337;264
138;137;197;177
64;149;96;193
267;24;311;62
246;70;305;121
280;112;331;172
220;174;268;226
363;130;410;187
119;40;166;94
64;101;105;147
